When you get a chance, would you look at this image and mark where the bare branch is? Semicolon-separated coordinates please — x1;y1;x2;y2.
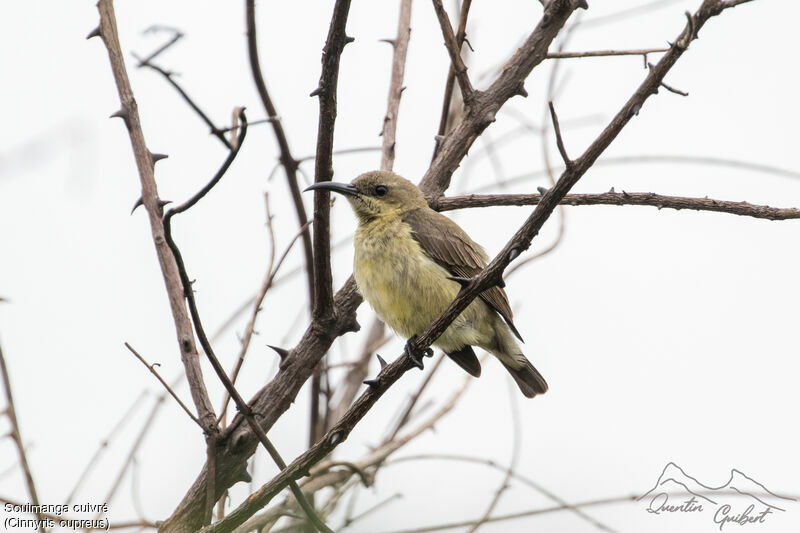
209;370;475;533
218;218;314;422
434;191;800;221
380;0;413;171
420;0;586;198
309;0;354;320
245;0;315;309
0;338;44;532
134;55;233;149
547;101;572;168
433;0;472;156
124;342;201;426
431;0;474;103
546;47;669;59
66;390;149;504
93;0;219;437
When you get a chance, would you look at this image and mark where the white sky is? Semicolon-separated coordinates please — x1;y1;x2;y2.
1;1;798;532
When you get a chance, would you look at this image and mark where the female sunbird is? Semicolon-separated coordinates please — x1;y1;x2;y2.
305;171;548;398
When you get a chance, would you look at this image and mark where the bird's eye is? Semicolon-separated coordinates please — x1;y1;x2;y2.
375;185;388;197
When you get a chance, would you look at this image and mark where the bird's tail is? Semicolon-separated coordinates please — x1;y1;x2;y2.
501;358;548;398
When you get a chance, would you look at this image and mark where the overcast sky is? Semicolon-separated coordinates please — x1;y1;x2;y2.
1;1;798;532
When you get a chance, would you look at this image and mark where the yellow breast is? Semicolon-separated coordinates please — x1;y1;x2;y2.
353;217;459;339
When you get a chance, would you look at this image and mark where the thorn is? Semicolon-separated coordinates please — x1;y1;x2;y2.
516;84;528;98
109;108;130;128
363;379;379;388
267;345;289;360
379;38;396;47
424;348;434;358
496;278;506;289
609;186;616;193
434;135;446;145
150;152;169;165
447;276;472;287
131;197;143;214
463;37;474;52
399;86;407;94
537;186;549;195
157;199;172;209
86;26;102;40
376;354;387;369
344;35;355;44
508;248;521;262
622;190;631;198
575;0;589;9
309;86;323;98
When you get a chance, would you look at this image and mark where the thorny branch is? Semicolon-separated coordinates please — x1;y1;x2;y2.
246;0;315;310
204;369;475;533
307;0;354;459
420;0;587;198
159;113;332;531
380;0;413;172
93;0;219;440
0;339;44;533
433;0;472;157
433;191;800;221
431;0;474;103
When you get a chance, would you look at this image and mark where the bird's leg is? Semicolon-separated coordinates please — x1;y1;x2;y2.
404;336;433;370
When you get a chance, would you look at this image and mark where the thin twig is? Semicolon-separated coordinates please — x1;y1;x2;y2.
217;218;314;422
431;0;474;103
465;382;521;533
546;47;669;59
432;0;472;160
0;338;44;532
380;0;414;171
434;191;800;221
214;373;475;533
135;55;232;149
136;26;183;65
389;454;616;531
471;153;800;194
165;108;248;217
547;101;572;168
124;342;200;426
245;0;315;310
97;394;166;521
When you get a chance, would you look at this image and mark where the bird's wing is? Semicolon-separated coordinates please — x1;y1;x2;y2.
401;207;523;341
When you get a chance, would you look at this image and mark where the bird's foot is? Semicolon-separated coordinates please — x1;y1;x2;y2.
404;336;433;370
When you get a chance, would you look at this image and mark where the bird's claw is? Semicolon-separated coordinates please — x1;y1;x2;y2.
404;337;431;370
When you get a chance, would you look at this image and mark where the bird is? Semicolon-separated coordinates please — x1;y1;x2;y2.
305;171;548;398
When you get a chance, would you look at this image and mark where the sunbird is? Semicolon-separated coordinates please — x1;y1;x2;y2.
305;171;548;398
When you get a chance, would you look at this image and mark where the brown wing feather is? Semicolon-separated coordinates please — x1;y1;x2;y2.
402;208;523;341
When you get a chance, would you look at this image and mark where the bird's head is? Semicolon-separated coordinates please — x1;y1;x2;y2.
304;170;427;221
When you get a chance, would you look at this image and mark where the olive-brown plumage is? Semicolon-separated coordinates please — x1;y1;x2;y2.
305;171;548;397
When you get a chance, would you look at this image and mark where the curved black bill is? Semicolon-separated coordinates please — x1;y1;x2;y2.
303;182;359;196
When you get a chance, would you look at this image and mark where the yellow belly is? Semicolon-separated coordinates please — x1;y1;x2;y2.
353;218;492;351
